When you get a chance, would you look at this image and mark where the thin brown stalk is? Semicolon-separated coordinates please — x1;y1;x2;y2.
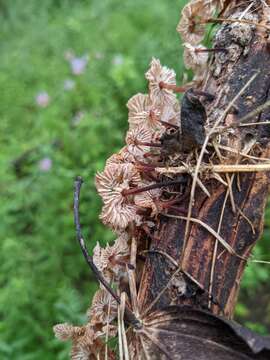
120;293;130;360
237;207;256;235
213;141;236;213
209;143;270;162
127;237;139;317
182;162;211;197
208;190;230;308
122;179;185;196
118;301;124;360
159;81;186;93
156;163;270;174
73;177;140;329
105;294;112;360
165;213;247;260
251;260;270;264
239;121;270;127
205;17;270;31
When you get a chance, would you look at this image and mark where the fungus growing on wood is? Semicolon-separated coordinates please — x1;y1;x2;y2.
54;1;270;359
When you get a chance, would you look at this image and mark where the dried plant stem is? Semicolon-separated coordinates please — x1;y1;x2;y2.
120;293;130;360
118;303;124;360
251;260;270;265
159;81;186;93
195;48;227;53
239;100;270;125
73;176;140;329
105;295;112;360
218;100;270;133
208;189;230;308
156;163;270;175
213;142;236;213
73;177;120;302
165;214;247;260
135;141;162;148
205;17;270;31
237;207;256;235
182;72;258;267
127;236;139;317
209;143;270;162
122;179;185;196
182;162;211;197
239;121;270;127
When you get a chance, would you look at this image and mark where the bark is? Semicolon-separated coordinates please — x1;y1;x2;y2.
133;2;270;358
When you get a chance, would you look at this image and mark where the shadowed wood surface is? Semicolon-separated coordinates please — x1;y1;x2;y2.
137;3;270;322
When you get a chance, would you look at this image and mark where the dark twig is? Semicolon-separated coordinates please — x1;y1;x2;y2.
73;176;141;329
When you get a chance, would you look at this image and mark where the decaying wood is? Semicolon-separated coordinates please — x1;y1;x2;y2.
137;1;270;327
58;2;270;359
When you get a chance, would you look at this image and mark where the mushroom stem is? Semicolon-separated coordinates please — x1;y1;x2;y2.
195;47;227;53
135;141;162;148
159;81;186;93
122;179;184;196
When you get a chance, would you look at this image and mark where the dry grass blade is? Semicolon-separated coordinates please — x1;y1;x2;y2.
206;17;270;31
251;260;270;265
208;189;230;308
212;173;229;187
183;72;258;262
120;293;130;360
182;162;211;197
156;163;270;174
210;143;270;162
237;99;270;124
239;121;270;127
127;237;139;317
237;207;256;235
118;300;124;360
213;141;236;213
213;164;270;172
105;293;112;360
165;213;247;260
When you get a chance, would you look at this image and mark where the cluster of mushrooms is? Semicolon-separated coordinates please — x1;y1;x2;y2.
53;1;270;359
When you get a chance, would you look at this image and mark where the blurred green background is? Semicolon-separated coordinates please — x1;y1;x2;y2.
0;0;269;358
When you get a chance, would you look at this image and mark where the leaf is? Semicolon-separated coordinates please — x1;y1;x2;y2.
132;306;270;359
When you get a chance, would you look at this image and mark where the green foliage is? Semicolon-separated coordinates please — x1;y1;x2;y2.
0;0;269;358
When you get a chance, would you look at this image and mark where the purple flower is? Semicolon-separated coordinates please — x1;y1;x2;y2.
35;92;50;108
70;55;88;75
38;157;52;172
63;79;75;91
